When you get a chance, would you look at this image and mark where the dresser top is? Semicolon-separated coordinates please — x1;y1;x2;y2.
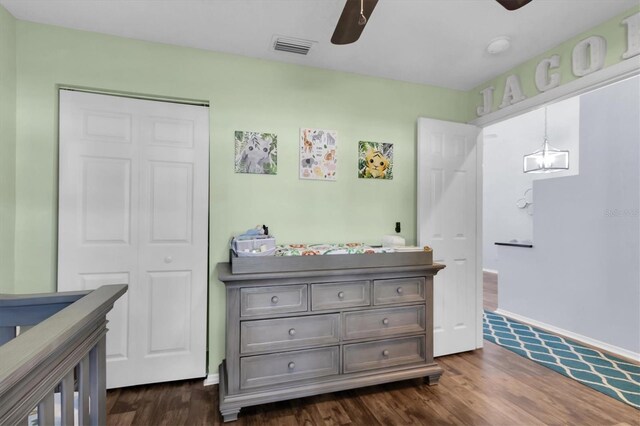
216;261;445;284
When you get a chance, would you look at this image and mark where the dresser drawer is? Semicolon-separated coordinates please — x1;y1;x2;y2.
240;347;339;389
373;277;425;305
343;336;426;373
240;314;340;354
311;281;370;311
343;305;425;340
240;284;308;317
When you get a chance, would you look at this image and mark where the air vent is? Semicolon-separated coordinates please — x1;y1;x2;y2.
273;36;314;55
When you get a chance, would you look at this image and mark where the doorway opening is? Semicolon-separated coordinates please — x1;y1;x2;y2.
480;75;639;360
482;95;580;311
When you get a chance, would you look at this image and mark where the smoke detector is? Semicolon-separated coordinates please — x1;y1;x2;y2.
487;37;511;55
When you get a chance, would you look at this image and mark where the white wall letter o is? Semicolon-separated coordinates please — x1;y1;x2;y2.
572;35;607;77
535;54;561;92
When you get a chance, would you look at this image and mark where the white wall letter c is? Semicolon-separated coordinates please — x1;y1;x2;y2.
535;54;561;92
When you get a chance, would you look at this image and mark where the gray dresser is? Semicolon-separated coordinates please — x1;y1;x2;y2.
217;260;445;422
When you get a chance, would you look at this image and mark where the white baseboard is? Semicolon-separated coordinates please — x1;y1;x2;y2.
494;309;640;362
483;268;498;275
203;373;219;386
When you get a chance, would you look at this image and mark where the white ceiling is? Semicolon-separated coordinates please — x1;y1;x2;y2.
2;0;637;90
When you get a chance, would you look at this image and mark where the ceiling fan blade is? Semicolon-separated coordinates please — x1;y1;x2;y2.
331;0;379;45
495;0;533;10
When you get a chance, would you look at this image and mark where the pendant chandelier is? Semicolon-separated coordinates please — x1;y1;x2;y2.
523;107;569;173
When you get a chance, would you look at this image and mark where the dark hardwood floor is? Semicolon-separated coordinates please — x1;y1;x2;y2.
106;273;639;425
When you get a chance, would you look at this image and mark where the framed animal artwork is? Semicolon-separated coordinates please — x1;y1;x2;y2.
358;141;393;179
300;128;337;181
234;131;277;175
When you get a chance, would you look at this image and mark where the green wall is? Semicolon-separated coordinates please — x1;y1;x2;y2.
0;6;16;294
12;20;468;370
469;6;640;118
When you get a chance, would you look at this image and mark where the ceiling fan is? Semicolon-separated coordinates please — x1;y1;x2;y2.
331;0;533;45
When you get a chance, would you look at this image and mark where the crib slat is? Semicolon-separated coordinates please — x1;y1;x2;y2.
37;392;54;425
60;370;75;426
89;337;106;426
77;355;90;425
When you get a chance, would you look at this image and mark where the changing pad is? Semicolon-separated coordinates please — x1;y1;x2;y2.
275;243;395;256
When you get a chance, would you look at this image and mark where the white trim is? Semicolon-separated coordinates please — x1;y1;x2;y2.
59;86;209;107
470;59;640;127
494;309;640;362
203;373;219;386
475;131;484;349
483;268;498;275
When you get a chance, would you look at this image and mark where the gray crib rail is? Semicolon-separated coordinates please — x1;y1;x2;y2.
0;284;127;425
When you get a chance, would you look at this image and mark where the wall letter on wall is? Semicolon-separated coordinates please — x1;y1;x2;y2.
535;54;561;92
498;75;526;109
572;36;607;77
622;12;640;59
476;86;494;116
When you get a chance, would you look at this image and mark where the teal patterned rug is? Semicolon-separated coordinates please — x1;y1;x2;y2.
483;311;640;409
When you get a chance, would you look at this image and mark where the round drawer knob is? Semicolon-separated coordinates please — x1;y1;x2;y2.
337;291;345;299
288;328;296;336
288;362;296;370
396;287;403;294
382;318;389;326
271;296;279;304
164;256;173;264
382;350;389;357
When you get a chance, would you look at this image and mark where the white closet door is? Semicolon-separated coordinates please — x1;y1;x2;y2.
58;90;209;388
417;117;482;357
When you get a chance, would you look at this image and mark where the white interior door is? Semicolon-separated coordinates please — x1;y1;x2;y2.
417;117;482;357
58;90;209;388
